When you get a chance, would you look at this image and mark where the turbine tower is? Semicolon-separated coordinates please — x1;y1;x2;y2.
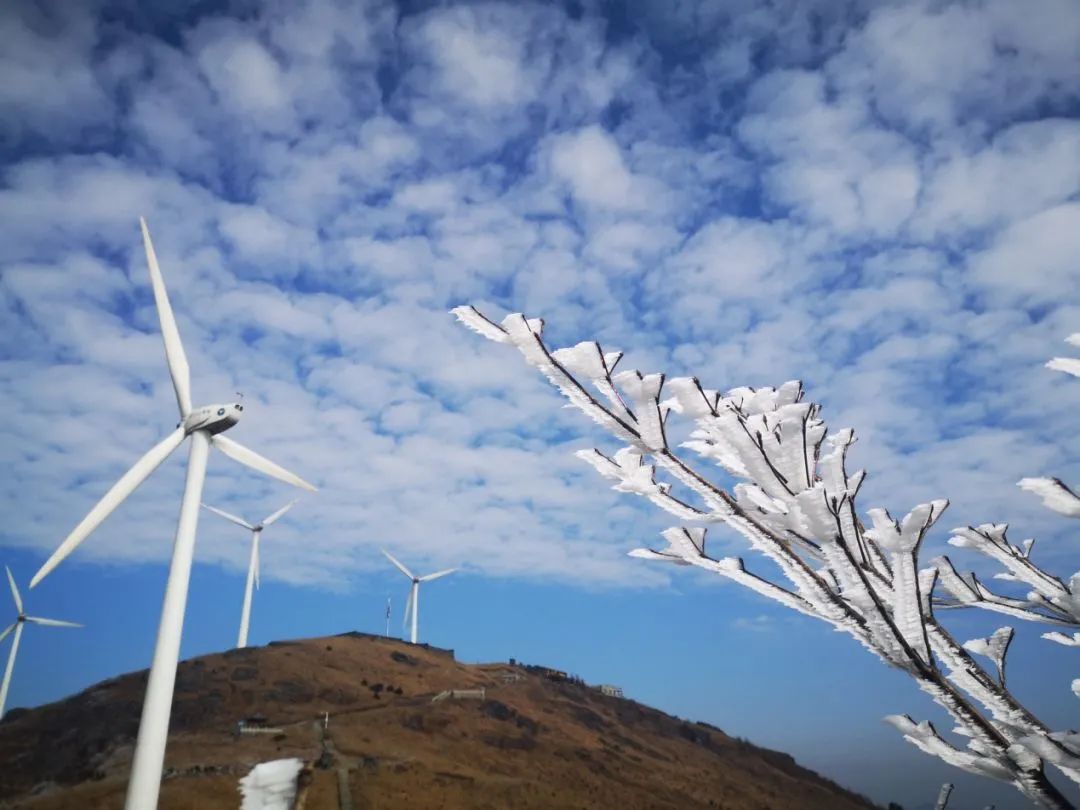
30;219;317;810
0;567;81;719
380;550;456;644
202;499;299;648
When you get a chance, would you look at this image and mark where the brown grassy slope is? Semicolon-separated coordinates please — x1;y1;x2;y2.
0;632;877;809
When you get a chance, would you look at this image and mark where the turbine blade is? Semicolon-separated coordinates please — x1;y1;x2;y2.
212;436;317;492
402;587;414;632
419;568;457;583
140;217;192;418
260;499;298;528
202;503;255;530
31;427;187;588
5;567;22;614
253;535;261;591
0;624;15;644
25;617;82;628
381;549;414;579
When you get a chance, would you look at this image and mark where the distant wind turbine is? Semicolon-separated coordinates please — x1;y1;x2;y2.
30;219;316;810
202;499;300;649
381;550;456;645
0;567;80;720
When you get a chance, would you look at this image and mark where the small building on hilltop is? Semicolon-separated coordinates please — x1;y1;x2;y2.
598;684;624;698
235;713;284;736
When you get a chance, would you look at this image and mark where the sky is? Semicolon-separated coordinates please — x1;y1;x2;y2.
1;0;1078;807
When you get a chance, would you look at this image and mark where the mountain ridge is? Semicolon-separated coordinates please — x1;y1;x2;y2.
0;632;877;809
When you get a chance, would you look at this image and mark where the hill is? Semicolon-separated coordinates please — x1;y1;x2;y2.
0;632;876;809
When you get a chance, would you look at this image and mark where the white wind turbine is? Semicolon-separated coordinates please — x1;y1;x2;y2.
30;219;317;810
380;550;456;645
202;499;299;649
1;567;81;720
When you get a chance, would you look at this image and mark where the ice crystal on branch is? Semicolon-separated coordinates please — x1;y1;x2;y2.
1046;334;1080;379
1020;478;1080;519
962;627;1014;687
452;306;1080;807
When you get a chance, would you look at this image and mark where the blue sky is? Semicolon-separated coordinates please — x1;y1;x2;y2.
1;0;1079;807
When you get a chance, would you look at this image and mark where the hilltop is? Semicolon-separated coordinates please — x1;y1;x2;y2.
0;633;876;809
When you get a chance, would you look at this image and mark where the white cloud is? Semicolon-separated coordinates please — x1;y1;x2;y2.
829;0;1080;132
218;205;321;276
731;614;776;632
254;116;422;227
740;70;921;237
411;6;537;108
585;222;681;270
392;178;460;213
196;33;293;127
914;119;1080;239
0;155;222;267
0;4;113;147
549;126;662;212
1;0;1078;600
644;218;809;343
969;203;1080;306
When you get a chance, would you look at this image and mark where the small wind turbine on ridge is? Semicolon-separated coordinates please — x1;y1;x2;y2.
380;550;456;645
202;499;299;648
0;567;80;720
30;219;316;810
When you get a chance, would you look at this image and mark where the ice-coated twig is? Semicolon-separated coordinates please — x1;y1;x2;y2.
453;306;1079;808
576;447;704;521
865;502;948;665
1019;478;1080;519
1046;334;1080;378
947;525;1079;628
1043;631;1080;647
630;526;817;617
932;555;1077;628
552;341;634;422
884;715;1014;782
913;339;1080;637
963;627;1014;687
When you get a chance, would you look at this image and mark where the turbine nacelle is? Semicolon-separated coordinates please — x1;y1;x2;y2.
182;403;244;435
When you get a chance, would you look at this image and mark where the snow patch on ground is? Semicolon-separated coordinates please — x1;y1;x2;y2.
238;758;303;810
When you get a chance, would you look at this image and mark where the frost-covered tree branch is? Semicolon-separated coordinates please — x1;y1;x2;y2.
940;335;1080;641
453;307;1080;808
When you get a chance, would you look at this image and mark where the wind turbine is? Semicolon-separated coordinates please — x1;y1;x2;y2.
380;550;456;645
1;567;81;720
201;499;299;648
30;219;317;810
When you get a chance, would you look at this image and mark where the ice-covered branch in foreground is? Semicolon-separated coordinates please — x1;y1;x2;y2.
453;306;1080;808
